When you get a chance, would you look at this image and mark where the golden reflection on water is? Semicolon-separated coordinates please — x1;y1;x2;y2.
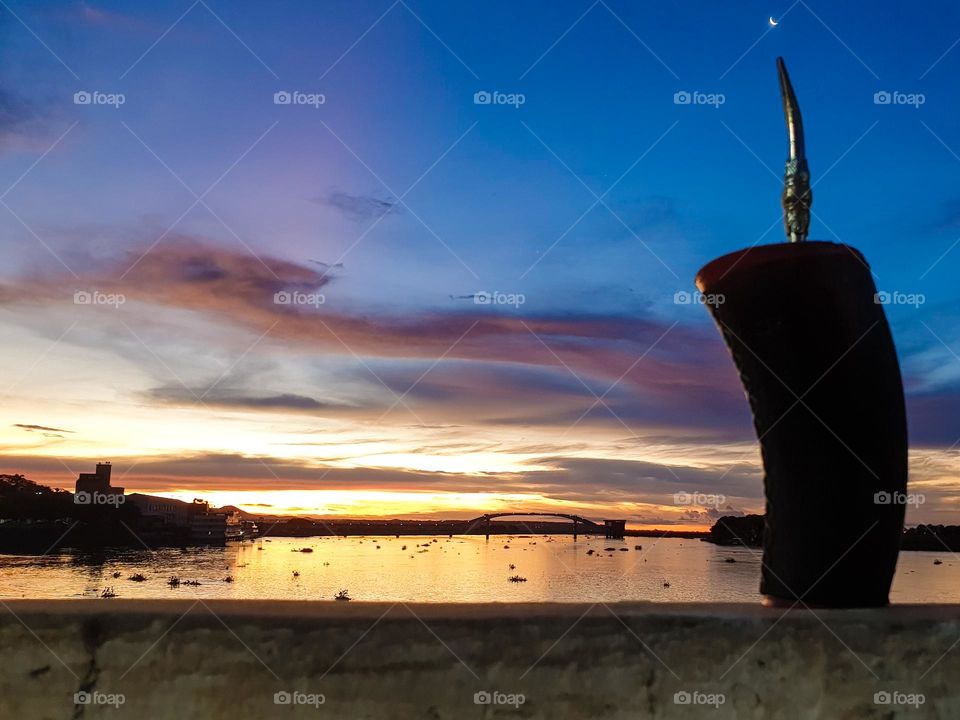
0;536;955;602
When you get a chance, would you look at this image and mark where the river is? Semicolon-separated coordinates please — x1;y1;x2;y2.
0;535;956;602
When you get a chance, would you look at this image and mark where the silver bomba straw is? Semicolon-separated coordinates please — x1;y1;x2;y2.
777;57;812;243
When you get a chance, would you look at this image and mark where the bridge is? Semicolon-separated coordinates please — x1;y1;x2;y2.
465;512;625;539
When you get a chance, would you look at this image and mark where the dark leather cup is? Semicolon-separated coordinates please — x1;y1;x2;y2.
697;242;907;607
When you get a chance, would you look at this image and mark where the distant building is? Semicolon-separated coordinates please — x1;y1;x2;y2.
191;506;229;543
604;519;626;539
127;494;241;544
75;462;124;501
127;495;194;527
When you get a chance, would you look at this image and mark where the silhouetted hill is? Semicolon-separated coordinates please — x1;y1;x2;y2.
0;473;147;552
0;474;74;520
705;515;960;552
704;515;764;547
901;524;960;552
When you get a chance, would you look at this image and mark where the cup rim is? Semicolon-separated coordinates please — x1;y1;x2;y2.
696;241;867;293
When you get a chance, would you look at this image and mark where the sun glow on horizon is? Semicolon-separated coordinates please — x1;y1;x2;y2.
148;489;585;519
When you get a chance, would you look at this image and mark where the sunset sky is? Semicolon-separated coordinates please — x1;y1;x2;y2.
1;1;959;528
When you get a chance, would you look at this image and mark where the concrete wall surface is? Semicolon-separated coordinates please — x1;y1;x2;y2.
0;600;957;719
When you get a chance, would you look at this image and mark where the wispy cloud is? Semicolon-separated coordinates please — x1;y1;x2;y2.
13;423;73;435
315;190;401;221
145;385;357;412
5;235;958;446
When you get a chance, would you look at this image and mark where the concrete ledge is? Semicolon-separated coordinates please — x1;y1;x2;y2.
2;601;958;718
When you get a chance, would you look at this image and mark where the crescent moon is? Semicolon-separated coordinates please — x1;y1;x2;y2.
768;16;779;27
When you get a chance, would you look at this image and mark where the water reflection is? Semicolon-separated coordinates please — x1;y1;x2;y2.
0;536;954;602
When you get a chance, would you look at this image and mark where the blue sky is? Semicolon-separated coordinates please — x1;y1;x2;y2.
1;0;959;525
